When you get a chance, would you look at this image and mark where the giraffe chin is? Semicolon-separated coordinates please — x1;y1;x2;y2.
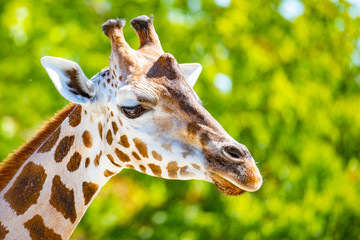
210;173;246;196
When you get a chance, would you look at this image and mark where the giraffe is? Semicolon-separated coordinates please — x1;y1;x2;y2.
0;15;262;240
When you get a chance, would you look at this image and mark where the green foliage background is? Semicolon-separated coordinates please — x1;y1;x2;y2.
1;0;359;239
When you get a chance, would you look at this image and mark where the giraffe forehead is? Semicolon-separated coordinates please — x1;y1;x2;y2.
110;49;160;76
108;53;184;94
133;76;196;108
94;56;193;111
116;86;145;106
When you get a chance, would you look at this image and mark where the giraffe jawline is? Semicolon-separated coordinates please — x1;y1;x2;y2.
210;173;246;196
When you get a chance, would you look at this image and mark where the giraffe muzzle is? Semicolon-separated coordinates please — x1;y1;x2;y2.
206;142;263;195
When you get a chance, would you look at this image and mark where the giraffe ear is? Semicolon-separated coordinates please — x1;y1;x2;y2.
179;63;202;88
41;56;96;104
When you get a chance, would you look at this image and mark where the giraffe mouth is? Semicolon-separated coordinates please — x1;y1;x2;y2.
210;173;246;196
206;156;263;196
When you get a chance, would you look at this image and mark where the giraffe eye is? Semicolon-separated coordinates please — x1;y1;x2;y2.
121;105;146;118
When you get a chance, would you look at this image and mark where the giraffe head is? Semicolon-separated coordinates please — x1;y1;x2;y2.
40;16;262;196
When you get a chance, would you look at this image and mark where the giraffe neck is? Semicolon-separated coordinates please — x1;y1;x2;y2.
0;104;121;240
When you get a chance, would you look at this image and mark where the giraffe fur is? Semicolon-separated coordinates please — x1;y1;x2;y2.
0;15;262;240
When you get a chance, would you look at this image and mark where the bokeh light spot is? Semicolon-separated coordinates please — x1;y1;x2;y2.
278;0;305;21
214;0;231;8
214;73;232;94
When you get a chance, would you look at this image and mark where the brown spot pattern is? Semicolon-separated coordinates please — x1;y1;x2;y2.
67;152;82;172
0;221;9;240
167;161;179;178
133;138;148;158
98;122;103;139
82;182;99;205
54;136;75;163
106;130;113;145
38;126;61;153
117;116;123;126
192;164;201;170
152;151;162;161
126;164;134;169
115;148;130;162
112;122;118;134
68;105;82;127
180;166;194;177
85;157;90;168
146;53;182;80
139;165;146;173
0;104;76;193
94;151;102;167
82;130;92;148
132;152;141;160
104;170;115;177
24;215;62;240
148;164;162;177
4;162;47;215
107;154;122;167
162;143;172;151
50;175;77;223
119;135;130;148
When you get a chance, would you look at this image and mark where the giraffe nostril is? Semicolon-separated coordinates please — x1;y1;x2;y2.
222;145;247;160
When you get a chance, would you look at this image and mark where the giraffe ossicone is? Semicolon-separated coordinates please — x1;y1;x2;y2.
0;15;262;240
